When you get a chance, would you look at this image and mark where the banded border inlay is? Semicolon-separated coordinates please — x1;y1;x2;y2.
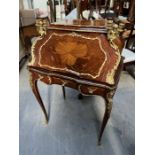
38;32;108;79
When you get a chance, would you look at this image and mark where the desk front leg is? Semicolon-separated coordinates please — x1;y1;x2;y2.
98;90;114;145
29;72;49;124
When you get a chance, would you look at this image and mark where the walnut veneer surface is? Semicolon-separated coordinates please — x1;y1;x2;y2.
27;19;124;145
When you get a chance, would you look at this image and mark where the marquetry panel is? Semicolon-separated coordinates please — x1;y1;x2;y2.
29;30;121;85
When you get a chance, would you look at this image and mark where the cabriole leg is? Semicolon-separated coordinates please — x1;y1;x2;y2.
98;92;113;145
29;73;48;124
62;86;66;99
78;93;83;99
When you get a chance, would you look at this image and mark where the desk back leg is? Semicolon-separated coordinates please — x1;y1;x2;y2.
62;86;66;99
29;73;49;124
78;93;83;99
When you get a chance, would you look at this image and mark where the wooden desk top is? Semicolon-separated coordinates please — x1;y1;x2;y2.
47;19;107;34
50;19;106;27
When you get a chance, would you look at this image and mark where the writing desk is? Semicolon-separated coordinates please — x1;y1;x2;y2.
28;19;124;145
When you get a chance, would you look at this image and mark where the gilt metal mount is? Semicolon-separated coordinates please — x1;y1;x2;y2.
36;19;49;37
107;19;125;41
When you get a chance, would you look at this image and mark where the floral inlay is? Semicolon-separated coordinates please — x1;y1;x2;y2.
55;41;87;66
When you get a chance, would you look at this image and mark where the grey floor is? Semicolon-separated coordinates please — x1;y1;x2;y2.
19;62;135;155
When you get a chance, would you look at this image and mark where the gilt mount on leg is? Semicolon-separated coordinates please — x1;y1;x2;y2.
98;90;115;145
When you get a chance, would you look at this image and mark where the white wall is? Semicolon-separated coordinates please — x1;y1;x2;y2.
33;0;48;11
